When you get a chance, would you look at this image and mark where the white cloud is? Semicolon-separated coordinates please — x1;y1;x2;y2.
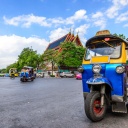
93;20;106;29
0;57;17;69
3;16;20;26
49;28;69;42
123;23;128;27
113;0;128;6
75;24;89;34
50;9;88;26
91;12;106;29
3;14;51;28
106;0;128;18
66;10;88;24
0;35;49;68
92;12;103;19
3;10;88;28
106;6;119;18
49;17;65;25
116;11;128;23
75;24;90;44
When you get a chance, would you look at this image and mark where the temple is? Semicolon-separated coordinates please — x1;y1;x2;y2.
46;32;83;51
43;31;83;75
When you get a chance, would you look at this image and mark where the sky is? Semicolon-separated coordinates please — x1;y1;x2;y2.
0;0;128;69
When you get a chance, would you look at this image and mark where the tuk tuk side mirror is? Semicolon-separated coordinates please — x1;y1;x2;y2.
78;66;84;73
125;47;128;50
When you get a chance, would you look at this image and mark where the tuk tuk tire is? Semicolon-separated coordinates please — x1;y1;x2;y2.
20;78;25;82
85;91;107;122
64;75;66;78
10;74;15;79
23;77;27;82
20;78;23;82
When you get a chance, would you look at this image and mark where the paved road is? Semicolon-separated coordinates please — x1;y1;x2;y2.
0;77;128;128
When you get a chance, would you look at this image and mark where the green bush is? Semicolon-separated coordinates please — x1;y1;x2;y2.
50;75;55;77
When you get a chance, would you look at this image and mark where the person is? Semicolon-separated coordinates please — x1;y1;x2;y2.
26;68;29;73
10;69;15;79
56;72;59;78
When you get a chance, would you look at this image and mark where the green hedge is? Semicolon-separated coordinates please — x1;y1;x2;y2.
50;75;55;77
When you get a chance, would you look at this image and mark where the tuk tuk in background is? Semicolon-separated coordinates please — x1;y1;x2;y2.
9;68;18;77
20;66;35;82
78;30;128;122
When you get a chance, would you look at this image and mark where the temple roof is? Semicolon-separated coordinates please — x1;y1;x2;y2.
47;34;68;50
46;32;82;50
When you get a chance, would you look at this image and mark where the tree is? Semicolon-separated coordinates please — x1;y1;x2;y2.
6;62;17;73
42;42;85;74
0;68;6;73
56;42;85;68
4;47;43;72
42;49;57;75
113;33;126;40
17;47;42;70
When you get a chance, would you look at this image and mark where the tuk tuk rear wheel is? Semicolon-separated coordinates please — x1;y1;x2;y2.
85;91;107;122
23;77;27;82
10;74;15;79
20;78;23;82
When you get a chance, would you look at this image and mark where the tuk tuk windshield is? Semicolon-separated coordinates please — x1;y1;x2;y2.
21;66;34;74
85;39;121;60
9;68;17;73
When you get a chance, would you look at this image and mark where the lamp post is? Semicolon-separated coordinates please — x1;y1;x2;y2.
30;46;32;66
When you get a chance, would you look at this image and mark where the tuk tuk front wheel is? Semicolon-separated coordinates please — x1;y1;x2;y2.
85;91;107;122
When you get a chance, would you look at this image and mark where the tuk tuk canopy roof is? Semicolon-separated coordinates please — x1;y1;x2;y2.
23;66;33;69
86;34;128;47
9;68;17;70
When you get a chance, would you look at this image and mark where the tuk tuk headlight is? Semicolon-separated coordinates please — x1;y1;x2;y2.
116;66;125;74
92;64;101;74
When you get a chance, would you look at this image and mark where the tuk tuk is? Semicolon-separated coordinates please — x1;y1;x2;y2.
20;66;35;82
78;30;128;122
9;68;18;78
